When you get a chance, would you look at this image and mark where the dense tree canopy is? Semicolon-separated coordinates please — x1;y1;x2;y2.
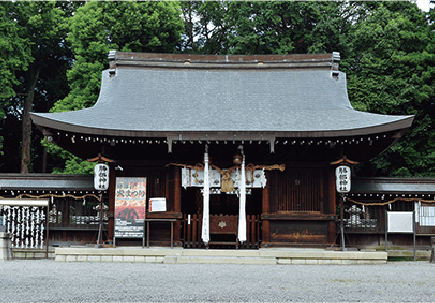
1;1;434;177
0;1;75;173
51;1;184;113
46;1;185;174
342;1;435;176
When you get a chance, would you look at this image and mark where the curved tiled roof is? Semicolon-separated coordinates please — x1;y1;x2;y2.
30;52;413;139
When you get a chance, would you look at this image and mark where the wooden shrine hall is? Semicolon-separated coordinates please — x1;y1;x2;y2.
30;51;414;248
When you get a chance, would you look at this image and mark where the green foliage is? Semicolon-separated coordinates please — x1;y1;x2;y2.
48;1;184;174
2;0;434;177
0;2;32;116
179;1;356;56
223;1;359;56
0;1;75;173
180;1;231;54
343;1;435;177
51;1;184;113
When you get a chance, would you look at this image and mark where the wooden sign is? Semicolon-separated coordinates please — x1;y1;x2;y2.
94;164;109;190
335;165;351;193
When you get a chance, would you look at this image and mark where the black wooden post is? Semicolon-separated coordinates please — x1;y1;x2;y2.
340;194;346;250
430;237;435;264
96;192;103;247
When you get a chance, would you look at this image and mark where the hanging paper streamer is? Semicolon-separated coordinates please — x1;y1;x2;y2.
202;146;210;245
3;205;46;249
238;152;247;243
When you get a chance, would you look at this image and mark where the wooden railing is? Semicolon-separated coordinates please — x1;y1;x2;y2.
182;214;261;249
242;215;262;249
49;196;108;230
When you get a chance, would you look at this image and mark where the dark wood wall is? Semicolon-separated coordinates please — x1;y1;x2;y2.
262;164;337;248
108;163;183;246
269;168;324;212
107;162;338;248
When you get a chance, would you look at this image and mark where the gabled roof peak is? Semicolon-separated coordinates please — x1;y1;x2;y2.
108;50;340;74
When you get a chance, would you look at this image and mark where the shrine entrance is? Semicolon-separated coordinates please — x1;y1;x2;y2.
181;187;262;249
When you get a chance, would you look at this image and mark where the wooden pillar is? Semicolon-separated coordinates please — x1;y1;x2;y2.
173;166;182;245
262;171;270;246
107;163;116;242
323;167;336;215
327;168;336;244
62;197;69;228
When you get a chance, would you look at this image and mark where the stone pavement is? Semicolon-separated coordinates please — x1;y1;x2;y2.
1;259;434;302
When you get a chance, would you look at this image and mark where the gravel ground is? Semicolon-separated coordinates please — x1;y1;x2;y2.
1;260;434;302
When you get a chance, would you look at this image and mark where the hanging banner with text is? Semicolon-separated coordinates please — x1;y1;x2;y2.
114;177;146;238
335;165;351;193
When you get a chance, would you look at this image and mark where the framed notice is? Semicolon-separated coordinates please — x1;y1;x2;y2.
149;197;167;212
387;211;414;233
385;211;416;260
114;177;146;239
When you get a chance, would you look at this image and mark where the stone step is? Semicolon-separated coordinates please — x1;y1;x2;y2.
53;247;388;264
164;255;277;265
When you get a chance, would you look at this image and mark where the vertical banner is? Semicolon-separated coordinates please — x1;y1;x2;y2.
238;154;247;242
335;165;351;193
94;164;109;190
202;149;209;245
114;177;146;238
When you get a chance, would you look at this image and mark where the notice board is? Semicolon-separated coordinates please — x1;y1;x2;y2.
149;197;167;212
387;211;414;233
114;177;146;238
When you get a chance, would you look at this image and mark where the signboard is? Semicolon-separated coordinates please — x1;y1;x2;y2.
94;164;109;190
335;165;351;193
415;203;435;226
149;197;167;212
387;211;414;233
385;211;416;260
114;177;146;238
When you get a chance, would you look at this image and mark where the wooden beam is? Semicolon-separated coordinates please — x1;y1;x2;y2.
174;166;182;245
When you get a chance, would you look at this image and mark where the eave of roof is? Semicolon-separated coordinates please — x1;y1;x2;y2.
30;51;414;141
352;177;435;195
0;174;95;191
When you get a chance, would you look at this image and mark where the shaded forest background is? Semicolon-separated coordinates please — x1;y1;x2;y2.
1;1;434;177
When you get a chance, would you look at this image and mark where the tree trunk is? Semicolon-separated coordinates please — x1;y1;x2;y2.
21;67;40;174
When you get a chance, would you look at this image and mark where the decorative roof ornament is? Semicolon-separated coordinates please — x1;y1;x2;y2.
330;156;359;166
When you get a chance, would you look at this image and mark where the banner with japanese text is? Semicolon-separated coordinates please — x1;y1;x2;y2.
114;177;146;238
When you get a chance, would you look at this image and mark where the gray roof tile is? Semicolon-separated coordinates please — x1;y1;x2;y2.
31;54;413;138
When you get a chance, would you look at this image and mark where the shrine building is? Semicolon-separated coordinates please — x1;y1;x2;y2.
28;51;414;248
